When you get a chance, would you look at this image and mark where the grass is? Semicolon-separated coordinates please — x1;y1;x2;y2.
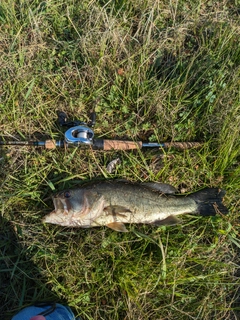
0;0;239;319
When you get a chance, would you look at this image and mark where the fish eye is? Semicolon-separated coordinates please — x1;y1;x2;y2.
64;191;71;198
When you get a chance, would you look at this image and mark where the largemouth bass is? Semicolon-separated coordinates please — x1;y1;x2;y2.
43;180;228;232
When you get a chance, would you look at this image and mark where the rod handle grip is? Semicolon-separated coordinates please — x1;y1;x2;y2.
100;139;142;150
45;140;57;149
163;142;203;149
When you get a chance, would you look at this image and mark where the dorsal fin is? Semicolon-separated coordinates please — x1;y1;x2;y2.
141;182;177;194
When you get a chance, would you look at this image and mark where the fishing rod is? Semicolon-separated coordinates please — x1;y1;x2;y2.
0;112;202;151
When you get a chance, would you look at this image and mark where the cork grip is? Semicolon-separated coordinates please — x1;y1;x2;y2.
45;140;57;149
163;142;202;149
103;140;142;150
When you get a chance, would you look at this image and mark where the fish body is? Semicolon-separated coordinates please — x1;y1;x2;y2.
43;180;228;232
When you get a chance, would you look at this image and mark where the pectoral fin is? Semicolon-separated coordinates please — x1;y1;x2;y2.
104;205;131;217
152;215;181;226
106;222;128;232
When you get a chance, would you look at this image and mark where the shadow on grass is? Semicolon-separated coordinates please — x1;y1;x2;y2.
0;215;61;319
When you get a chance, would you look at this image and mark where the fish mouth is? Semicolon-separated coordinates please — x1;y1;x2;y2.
42;196;73;225
52;196;72;214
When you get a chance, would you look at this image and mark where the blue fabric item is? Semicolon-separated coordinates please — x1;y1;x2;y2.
12;303;77;320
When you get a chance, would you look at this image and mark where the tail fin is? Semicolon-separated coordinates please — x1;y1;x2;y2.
189;188;228;216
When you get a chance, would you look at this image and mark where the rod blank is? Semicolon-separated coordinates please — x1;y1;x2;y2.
0;139;202;150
